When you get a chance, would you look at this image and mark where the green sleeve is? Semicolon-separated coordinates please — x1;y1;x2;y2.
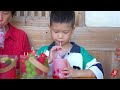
81;47;94;69
36;46;48;56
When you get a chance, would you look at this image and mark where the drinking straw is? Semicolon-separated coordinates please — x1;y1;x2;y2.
59;41;62;46
58;41;62;58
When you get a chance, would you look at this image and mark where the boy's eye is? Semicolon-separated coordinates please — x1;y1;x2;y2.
53;30;59;33
63;31;69;34
64;32;68;34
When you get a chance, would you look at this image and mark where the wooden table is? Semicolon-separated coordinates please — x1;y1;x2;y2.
72;77;96;79
17;74;96;79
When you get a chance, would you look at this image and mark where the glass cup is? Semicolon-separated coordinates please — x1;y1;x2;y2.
52;58;67;79
0;55;18;79
20;55;49;79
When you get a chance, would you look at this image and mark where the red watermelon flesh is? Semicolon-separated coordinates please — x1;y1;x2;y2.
0;63;16;79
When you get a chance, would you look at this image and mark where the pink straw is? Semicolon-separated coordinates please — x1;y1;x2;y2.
58;41;62;58
59;41;62;46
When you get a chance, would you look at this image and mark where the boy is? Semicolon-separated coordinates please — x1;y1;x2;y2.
37;11;104;79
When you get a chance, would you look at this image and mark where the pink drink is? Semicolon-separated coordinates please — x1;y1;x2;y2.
52;58;67;79
20;55;28;78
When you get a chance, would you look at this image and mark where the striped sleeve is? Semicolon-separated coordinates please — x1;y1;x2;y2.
81;47;104;79
36;46;48;56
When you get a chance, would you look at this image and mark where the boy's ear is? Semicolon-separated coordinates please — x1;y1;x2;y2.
72;25;76;30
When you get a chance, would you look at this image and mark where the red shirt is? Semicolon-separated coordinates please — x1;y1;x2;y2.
0;23;31;68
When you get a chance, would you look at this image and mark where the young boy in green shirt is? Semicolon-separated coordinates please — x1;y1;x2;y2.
37;11;104;79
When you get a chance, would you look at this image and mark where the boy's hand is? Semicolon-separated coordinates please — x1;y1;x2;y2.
48;45;62;64
115;47;120;61
61;60;78;78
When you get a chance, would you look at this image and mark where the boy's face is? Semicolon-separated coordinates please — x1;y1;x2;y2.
49;23;74;46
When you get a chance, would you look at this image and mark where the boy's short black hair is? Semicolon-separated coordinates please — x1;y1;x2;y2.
11;11;16;17
50;11;75;28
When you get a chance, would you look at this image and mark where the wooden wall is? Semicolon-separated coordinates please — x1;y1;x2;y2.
10;11;120;79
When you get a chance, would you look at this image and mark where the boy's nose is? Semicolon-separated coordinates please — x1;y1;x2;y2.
58;33;63;39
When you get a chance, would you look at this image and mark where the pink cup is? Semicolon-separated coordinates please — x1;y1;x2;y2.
52;58;67;79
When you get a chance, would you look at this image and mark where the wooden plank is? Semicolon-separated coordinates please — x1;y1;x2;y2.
45;11;50;18
75;11;80;26
24;11;28;16
38;11;42;17
12;11;84;27
16;11;20;16
89;51;112;79
14;26;120;51
31;11;35;16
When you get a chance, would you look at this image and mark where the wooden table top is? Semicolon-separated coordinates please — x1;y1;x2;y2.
17;74;96;79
